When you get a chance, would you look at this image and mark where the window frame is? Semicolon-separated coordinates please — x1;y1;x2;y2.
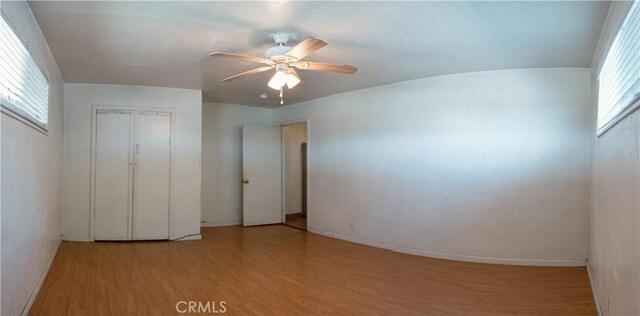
0;12;50;132
596;0;640;136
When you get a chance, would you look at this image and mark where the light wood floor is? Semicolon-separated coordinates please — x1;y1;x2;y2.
30;225;596;315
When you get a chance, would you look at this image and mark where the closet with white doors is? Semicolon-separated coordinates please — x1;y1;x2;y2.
92;109;172;241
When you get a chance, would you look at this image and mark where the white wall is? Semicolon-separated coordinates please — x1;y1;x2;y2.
1;1;64;315
63;84;202;240
588;2;640;315
589;111;639;315
283;123;307;215
201;102;270;226
272;68;591;266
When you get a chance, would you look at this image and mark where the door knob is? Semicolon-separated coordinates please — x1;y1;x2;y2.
243;179;249;184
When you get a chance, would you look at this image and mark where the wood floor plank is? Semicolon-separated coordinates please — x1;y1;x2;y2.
29;225;596;315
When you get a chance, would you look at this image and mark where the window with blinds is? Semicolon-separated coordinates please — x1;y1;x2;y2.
0;14;49;130
597;0;640;135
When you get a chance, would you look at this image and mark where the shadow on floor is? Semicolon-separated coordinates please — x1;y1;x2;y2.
284;213;306;231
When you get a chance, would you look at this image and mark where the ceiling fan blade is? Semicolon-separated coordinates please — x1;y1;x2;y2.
295;61;357;74
210;52;273;65
222;66;274;82
285;37;327;60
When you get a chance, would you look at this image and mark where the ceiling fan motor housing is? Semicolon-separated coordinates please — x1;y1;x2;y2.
264;46;292;59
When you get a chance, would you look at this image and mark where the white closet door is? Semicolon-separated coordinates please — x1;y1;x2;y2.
132;112;171;240
94;111;133;240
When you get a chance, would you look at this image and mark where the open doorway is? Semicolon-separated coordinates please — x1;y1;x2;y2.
281;122;308;231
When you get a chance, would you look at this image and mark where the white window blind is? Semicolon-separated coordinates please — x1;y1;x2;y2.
597;0;640;134
0;14;49;129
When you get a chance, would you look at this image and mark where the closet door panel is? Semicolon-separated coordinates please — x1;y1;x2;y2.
133;112;171;240
94;111;133;240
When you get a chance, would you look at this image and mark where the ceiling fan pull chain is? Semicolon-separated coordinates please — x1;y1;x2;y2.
280;87;284;104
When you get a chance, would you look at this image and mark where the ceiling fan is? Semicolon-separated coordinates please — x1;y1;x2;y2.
210;33;357;104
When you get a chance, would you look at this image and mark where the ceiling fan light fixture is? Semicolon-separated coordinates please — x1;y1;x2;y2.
268;71;300;90
268;70;288;90
268;63;300;90
285;72;300;89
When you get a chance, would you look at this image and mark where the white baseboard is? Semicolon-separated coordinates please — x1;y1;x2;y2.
64;235;203;242
21;239;62;316
308;228;586;267
171;234;202;241
62;235;94;242
201;220;241;227
586;261;603;316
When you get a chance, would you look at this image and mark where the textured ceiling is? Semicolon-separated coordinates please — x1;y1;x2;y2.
28;1;610;107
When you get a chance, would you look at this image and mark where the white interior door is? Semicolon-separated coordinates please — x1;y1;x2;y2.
94;110;133;240
133;111;171;240
242;125;282;226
